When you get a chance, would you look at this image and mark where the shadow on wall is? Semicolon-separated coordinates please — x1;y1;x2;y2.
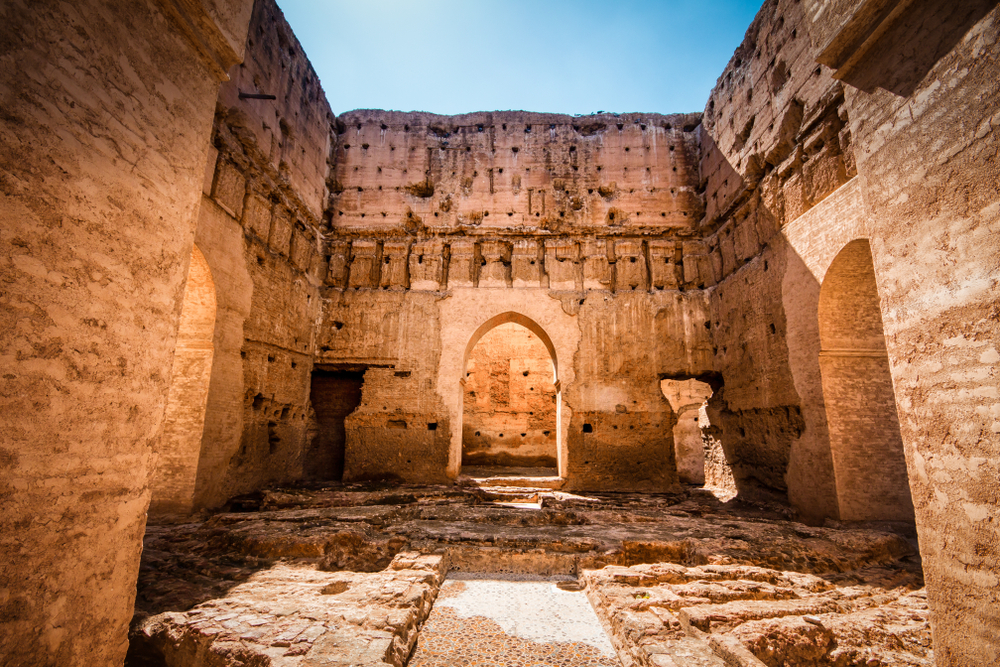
825;0;997;96
818;240;914;522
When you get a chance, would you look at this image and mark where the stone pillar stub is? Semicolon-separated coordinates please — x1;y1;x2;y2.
582;238;613;291
479;240;512;288
545;239;580;291
348;239;379;288
614;238;647;291
511;239;544;288
447;239;478;288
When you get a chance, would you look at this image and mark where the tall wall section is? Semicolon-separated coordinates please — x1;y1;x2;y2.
182;0;334;511
0;0;254;664
698;0;1000;663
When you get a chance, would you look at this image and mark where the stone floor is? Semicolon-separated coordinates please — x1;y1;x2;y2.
408;574;619;667
128;481;930;667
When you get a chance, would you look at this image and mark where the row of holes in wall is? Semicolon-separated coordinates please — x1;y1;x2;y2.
384;420;438;430
342;144;679;155
582;423;637;432
345;121;698;134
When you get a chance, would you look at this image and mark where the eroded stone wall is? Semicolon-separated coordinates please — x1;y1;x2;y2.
320;110;714;492
180;0;333;511
697;0;1000;662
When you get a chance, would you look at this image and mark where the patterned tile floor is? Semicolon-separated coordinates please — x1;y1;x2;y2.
408;575;620;667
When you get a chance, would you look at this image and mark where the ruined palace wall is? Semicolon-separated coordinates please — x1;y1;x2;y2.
0;0;253;665
320;109;714;491
331;110;704;236
701;0;1000;662
696;0;855;515
463;323;558;468
187;0;333;509
810;3;1000;663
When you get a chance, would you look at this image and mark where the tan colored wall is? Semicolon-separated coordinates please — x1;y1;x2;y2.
463;323;558;468
150;246;217;515
699;0;1000;661
179;0;334;510
331;110;703;235
322;109;714;492
0;0;253;664
321;283;712;492
819;3;1000;662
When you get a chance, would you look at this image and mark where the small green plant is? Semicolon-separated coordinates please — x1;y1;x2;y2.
634;592;651;599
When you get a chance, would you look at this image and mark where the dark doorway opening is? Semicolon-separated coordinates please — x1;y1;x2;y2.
308;370;364;480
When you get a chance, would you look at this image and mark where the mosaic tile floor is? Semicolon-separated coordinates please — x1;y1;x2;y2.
408;575;620;667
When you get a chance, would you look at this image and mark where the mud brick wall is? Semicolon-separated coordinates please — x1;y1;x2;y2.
329;110;704;235
0;0;253;664
811;2;1000;663
147;0;334;512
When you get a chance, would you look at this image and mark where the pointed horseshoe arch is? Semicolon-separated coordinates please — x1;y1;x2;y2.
458;312;563;476
462;312;558;383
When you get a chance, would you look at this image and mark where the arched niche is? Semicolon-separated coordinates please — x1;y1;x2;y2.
149;245;217;516
818;239;914;522
459;312;562;476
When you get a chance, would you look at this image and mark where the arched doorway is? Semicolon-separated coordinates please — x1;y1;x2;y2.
460;313;560;475
150;246;217;516
819;239;914;522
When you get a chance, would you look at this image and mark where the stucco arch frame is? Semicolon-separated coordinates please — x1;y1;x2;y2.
437;292;578;480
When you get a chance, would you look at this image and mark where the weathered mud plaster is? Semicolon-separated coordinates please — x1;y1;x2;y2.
0;0;254;664
823;3;1000;662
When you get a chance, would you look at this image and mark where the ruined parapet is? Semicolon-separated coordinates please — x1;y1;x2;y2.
328;110;704;236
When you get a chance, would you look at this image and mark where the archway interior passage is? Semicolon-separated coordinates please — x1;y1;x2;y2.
150;246;217;516
819;239;915;522
462;322;557;472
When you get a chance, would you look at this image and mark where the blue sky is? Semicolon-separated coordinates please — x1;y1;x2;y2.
275;0;763;116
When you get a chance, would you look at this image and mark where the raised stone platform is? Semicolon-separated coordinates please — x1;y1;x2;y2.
128;482;929;667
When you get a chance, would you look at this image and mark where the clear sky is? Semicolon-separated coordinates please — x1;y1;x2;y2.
275;0;763;117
